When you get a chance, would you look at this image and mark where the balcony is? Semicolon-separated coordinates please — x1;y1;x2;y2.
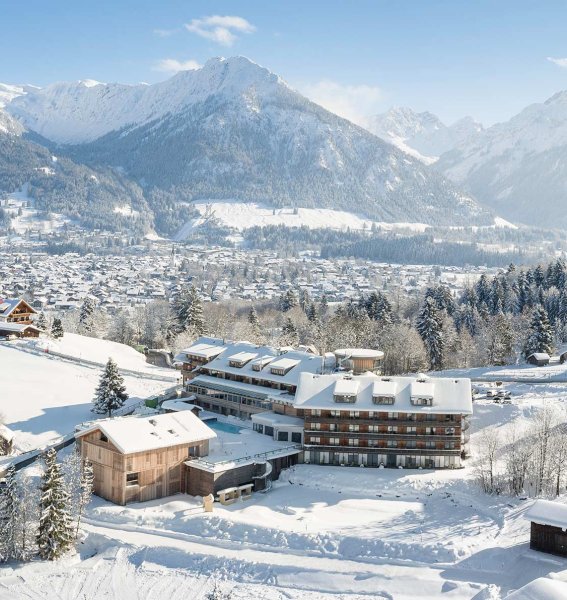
304;444;461;456
307;417;461;427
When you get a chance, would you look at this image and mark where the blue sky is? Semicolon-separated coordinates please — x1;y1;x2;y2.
3;0;567;125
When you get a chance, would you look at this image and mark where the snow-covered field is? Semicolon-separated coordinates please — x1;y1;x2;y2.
3;351;567;598
0;334;176;451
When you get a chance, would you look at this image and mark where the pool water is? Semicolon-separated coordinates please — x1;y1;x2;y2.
207;420;243;434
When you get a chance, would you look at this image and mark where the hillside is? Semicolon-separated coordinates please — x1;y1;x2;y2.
3;57;495;229
437;91;567;229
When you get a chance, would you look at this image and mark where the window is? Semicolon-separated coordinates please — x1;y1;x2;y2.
388;412;398;420
444;441;456;450
291;432;302;443
387;426;398;433
330;410;341;417
407;426;416;434
368;425;379;433
348;438;359;446
126;473;139;486
265;426;274;437
348;424;359;432
333;394;357;403
411;397;433;406
329;424;337;432
329;437;340;445
310;436;321;444
387;440;397;448
311;409;321;417
310;422;321;430
99;432;108;443
425;441;436;449
278;431;289;442
406;440;417;449
446;427;455;435
352;411;360;418
373;395;394;405
368;439;378;447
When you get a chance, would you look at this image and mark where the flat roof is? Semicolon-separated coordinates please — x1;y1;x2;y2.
334;348;384;359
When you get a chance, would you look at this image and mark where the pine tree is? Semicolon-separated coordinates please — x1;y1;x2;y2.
75;459;94;540
487;314;514;365
78;297;96;334
51;318;64;339
92;358;128;417
37;449;75;561
523;306;554;359
280;317;299;346
416;297;444;370
306;302;318;323
37;312;47;331
186;285;205;335
0;467;19;562
279;289;298;312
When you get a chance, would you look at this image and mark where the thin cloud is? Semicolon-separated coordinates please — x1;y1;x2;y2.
548;57;567;68
153;58;202;73
301;80;383;125
185;15;256;46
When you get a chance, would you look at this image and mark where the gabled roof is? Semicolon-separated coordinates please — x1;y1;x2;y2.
0;298;36;318
75;411;216;454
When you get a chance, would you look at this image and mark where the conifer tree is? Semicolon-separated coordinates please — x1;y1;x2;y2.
280;317;299;346
0;467;19;562
78;297;96;334
75;459;94;539
36;312;47;331
523;306;554;359
186;285;205;335
51;318;64;339
37;449;75;561
416;297;444;370
92;358;128;417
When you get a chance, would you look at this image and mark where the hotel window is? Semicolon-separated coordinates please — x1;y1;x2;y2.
348;438;359;446
445;441;456;450
406;440;417;449
425;441;436;449
126;473;139;487
352;411;360;418
407;426;416;434
368;439;378;447
348;424;359;432
387;426;398;433
373;396;394;405
368;425;379;433
446;427;455;435
311;409;321;417
387;440;397;448
330;410;341;417
329;424;337;432
329;437;340;445
310;437;321;444
310;423;321;430
388;412;398;420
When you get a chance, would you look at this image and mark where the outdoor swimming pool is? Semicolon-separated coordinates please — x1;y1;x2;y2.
206;419;244;434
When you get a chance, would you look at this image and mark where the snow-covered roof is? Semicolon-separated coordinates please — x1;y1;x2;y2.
334;378;360;396
411;378;435;398
292;373;473;414
160;399;203;413
251;411;304;428
0;298;34;318
524;499;567;530
75;411;216;454
528;353;550;361
0;322;41;333
174;336;230;362
334;348;384;360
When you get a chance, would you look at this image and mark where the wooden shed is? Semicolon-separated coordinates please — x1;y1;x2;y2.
525;499;567;557
75;412;216;505
526;353;550;367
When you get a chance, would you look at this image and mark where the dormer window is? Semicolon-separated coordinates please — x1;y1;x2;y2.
411;396;433;406
373;395;395;405
334;393;357;403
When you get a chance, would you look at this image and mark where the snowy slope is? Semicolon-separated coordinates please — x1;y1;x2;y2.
437;91;567;228
365;107;483;163
3;57;494;227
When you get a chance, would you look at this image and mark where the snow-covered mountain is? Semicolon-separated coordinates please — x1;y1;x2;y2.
364;107;483;163
1;57;495;230
437;91;567;229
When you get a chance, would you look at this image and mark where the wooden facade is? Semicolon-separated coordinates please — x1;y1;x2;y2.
530;521;567;557
0;298;36;324
77;428;210;505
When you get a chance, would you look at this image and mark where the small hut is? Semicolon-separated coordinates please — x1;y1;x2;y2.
526;353;550;367
524;499;567;557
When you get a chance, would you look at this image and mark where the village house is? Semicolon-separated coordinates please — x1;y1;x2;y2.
0;297;41;338
75;411;217;505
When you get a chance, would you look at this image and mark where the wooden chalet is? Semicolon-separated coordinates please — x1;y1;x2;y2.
527;353;550;367
75;412;217;505
0;298;37;325
525;499;567;557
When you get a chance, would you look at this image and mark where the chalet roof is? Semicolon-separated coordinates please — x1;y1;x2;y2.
528;353;550;361
524;499;567;530
75;411;216;454
292;373;473;415
0;322;41;333
0;298;35;318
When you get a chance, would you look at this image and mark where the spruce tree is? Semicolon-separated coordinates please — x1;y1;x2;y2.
37;312;47;331
0;467;19;562
37;449;75;561
51;318;64;339
78;297;96;334
523;306;554;359
186;285;206;335
280;317;299;346
416;297;444;370
92;358;128;417
75;459;94;539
